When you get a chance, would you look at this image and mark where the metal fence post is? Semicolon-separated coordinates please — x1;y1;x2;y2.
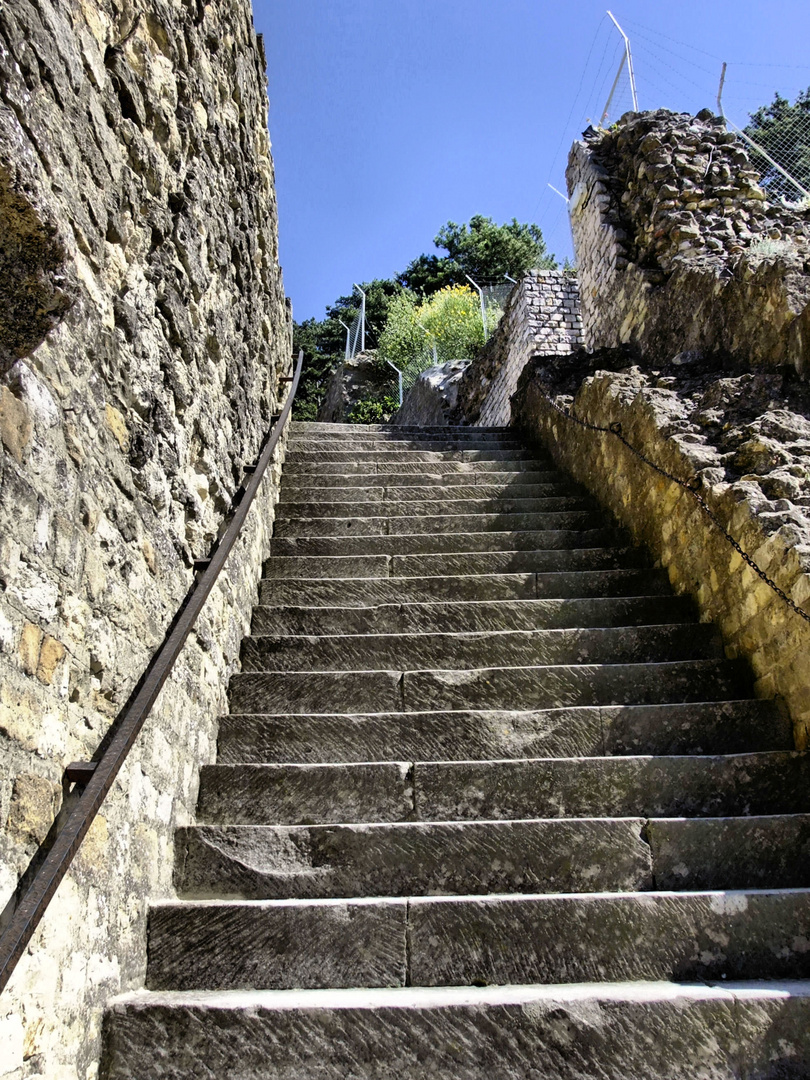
339;319;351;361
353;284;367;353
465;274;487;337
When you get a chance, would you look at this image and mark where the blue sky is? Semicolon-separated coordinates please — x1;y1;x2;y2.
254;0;810;321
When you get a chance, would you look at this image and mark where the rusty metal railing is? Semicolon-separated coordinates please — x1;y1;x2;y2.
0;350;303;994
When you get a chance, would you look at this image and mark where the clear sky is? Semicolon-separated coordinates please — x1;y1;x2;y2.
254;0;810;322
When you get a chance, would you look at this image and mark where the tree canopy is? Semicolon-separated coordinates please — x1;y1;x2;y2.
398;215;556;293
743;86;810;200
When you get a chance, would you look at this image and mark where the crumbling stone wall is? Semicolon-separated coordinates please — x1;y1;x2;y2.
455;270;583;426
513;353;810;748
568;110;810;374
0;3;290;1078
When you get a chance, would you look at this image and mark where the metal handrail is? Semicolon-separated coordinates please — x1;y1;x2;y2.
0;350;304;994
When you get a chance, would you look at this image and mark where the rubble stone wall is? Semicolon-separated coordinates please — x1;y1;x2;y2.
0;3;290;1078
513;354;810;750
454;270;583;426
568;110;810;374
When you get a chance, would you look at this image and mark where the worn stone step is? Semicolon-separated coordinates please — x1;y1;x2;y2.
290;422;511;435
288;436;527;452
228;658;751;715
273;510;602;538
240;625;723;673
101;979;810;1080
260;572;538;606
177;815;810;901
250;595;696;637
281;469;563;490
174;818;653;899
285;449;539;464
195;752;806;826
283;459;552;477
259;569;672;607
144;889;810;991
278;482;580;504
261;547;646;581
276;494;594;519
216;701;791;765
269;528;624;559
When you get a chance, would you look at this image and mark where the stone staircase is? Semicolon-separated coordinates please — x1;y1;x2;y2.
102;421;810;1078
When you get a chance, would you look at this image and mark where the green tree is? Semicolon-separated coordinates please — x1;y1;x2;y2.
398;215;556;294
743;87;810;199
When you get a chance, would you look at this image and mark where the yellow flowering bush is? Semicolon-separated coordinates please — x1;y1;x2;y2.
378;285;500;370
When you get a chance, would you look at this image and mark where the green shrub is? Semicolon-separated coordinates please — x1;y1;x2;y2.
378;285;489;371
348;395;399;424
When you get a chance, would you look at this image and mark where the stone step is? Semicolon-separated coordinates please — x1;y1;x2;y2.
216;701;791;764
288;436;527;452
281;469;563;489
278;482;580;504
276;494;594;518
283;459;552;477
228;658;751;715
261;547;646;581
101;979;810;1080
175;815;810;901
250;595;696;636
195;752;806;826
259;569;672;607
285;449;539;464
269;528;624;559
272;510;601;538
240;624;723;673
290;422;511;435
174;818;653;899
144;889;810;991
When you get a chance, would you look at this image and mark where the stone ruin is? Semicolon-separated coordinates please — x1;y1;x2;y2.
568;108;810;374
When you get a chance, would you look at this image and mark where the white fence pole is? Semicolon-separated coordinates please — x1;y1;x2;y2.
465;273;487;337
339;319;351;361
353;284;367;353
385;360;404;406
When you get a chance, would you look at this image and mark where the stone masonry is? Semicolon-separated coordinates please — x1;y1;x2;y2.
513;353;810;748
0;3;290;1078
567;109;810;373
454;270;583;426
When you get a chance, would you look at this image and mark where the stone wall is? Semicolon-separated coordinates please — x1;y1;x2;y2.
455;270;583;426
513;354;810;749
317;353;395;423
568;110;810;374
0;3;290;1078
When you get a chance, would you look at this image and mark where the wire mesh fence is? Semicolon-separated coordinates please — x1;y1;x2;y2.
346;310;364;358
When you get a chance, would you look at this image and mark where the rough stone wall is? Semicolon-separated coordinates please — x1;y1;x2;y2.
392;359;470;427
568;110;810;374
317;352;395;423
0;3;290;1078
455;271;583;426
513;353;810;748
